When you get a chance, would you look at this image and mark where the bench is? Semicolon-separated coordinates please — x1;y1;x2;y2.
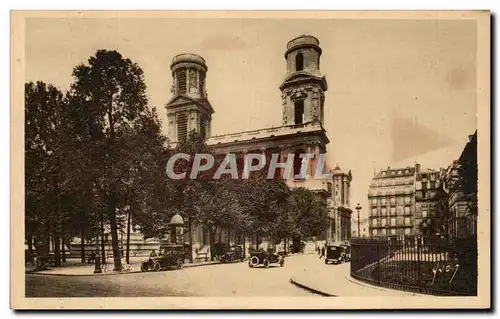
196;251;209;262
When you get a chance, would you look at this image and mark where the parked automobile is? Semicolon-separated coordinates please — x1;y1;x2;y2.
340;244;351;262
324;244;347;264
141;244;185;272
220;245;245;263
248;249;285;268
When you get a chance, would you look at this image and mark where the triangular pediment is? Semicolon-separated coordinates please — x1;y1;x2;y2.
280;72;327;91
166;95;198;107
166;95;214;114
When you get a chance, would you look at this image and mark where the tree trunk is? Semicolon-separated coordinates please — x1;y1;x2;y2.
108;192;122;271
61;236;66;263
80;226;85;263
126;209;131;264
27;231;34;263
100;211;105;264
242;233;246;259
209;226;215;261
188;217;193;263
54;232;61;267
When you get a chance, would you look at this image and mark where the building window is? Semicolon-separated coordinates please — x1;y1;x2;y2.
405;228;411;235
390;207;396;215
199;115;206;139
390;197;396;205
404;206;411;214
295;52;304;71
293;149;305;178
176;112;188;141
199;72;205;95
372;229;378;236
422;210;428;218
390;218;396;226
327;182;332;195
372;219;377;227
381;198;386;205
372;208;378;216
372;198;378;205
397;206;403;215
405;196;411;204
404;217;411;225
381;208;387;216
294;100;304;124
381;218;387;227
391;228;396;235
177;69;187;94
381;229;386;236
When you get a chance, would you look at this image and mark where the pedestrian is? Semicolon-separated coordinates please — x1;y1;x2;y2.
320;246;325;259
316;246;320;255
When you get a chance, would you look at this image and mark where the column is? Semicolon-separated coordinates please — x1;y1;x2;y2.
186;68;191;91
307;145;313;178
241;150;247;178
313;143;320;177
279;146;286;179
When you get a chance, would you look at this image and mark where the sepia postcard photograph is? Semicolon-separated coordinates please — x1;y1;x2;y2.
10;10;490;310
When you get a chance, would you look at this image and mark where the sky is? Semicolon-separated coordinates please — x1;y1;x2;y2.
25;17;478;222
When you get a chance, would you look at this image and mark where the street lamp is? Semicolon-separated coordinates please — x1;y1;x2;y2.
355;203;362;238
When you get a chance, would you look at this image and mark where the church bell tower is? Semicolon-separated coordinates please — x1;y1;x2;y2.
166;53;214;145
280;35;327;126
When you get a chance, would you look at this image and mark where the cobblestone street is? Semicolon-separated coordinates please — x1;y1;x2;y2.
26;254;322;297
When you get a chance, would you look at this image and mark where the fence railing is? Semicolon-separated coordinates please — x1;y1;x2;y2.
350;236;477;296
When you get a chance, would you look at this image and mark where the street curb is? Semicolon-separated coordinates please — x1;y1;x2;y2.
26;261;222;277
289;277;335;297
344;275;426;297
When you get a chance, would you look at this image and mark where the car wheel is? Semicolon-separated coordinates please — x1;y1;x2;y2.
153;261;161;271
177;259;184;269
140;262;149;272
263;259;270;268
324;259;328;264
250;256;259;267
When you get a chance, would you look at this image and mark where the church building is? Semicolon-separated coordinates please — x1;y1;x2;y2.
165;35;353;256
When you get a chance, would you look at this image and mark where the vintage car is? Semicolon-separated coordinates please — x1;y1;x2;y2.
220;245;245;263
140;244;185;272
340;244;351;262
248;249;285;268
324;244;347;264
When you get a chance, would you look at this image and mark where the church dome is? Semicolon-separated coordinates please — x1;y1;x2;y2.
170;53;207;71
285;35;322;57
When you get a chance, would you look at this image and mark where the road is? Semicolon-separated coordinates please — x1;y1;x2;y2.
26;254;321;297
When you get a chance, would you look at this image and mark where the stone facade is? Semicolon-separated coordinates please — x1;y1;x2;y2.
368;165;417;238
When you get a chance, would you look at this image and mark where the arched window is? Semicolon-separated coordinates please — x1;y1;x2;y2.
295;52;304;71
294;100;304;125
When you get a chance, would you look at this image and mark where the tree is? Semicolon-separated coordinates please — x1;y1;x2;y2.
25;81;73;268
289;187;329;239
69;50;150;271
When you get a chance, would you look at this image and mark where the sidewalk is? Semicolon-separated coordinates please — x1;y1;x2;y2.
290;262;424;297
29;257;220;276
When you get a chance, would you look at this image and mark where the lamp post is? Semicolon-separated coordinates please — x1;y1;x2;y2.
355;203;362;238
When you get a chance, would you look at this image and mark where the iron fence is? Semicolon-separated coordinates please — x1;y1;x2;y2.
350;235;477;296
